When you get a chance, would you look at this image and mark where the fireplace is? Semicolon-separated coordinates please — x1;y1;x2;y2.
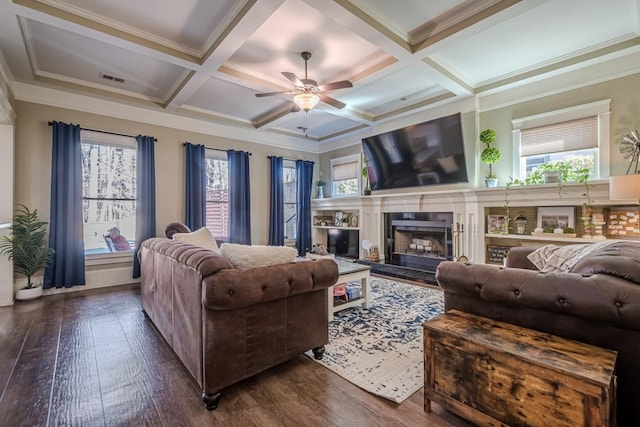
384;212;453;273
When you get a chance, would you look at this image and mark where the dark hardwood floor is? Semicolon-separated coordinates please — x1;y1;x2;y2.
0;284;470;426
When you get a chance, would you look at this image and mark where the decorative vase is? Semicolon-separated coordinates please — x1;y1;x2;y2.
317;186;324;199
15;286;43;301
485;178;499;188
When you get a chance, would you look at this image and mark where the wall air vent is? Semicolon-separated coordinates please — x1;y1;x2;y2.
100;73;125;84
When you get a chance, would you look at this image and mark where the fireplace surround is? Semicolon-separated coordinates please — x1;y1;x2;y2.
384;212;453;273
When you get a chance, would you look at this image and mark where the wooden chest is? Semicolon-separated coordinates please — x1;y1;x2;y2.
423;310;617;427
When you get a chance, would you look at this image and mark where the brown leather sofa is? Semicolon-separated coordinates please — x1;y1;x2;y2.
139;235;339;410
435;241;640;426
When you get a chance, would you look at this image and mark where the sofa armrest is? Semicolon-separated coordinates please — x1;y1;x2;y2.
435;261;640;331
505;247;538;270
202;259;339;310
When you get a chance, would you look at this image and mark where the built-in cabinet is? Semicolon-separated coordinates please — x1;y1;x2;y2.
312;180;639;266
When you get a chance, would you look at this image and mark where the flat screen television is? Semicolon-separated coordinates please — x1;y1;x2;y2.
327;228;359;259
362;112;468;191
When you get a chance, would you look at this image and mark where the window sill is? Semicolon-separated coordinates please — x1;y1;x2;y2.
85;251;134;266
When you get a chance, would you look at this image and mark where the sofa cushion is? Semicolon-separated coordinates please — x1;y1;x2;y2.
527;241;619;272
220;243;297;270
172;226;219;252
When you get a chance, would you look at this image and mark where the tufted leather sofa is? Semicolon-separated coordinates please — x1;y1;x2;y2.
435;241;640;426
139;235;339;410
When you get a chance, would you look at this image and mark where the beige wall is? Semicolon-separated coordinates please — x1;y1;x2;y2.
481;72;640;181
320;73;640;188
14;101;318;246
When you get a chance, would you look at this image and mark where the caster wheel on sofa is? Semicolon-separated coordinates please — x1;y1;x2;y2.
312;346;326;360
202;392;221;411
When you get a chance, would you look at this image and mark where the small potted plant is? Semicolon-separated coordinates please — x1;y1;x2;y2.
480;129;501;187
316;180;326;199
0;205;55;300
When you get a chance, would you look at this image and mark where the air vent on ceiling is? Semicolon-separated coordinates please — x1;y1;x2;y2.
100;73;125;84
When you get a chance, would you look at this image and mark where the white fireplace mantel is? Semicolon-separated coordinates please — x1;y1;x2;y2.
312;180;631;264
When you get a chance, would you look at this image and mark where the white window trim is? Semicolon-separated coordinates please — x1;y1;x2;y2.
511;99;610;179
85;252;134;266
330;153;361;198
81;129;136;148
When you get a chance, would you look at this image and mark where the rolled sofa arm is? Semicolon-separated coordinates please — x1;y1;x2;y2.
202;259;339;311
435;261;640;331
505;247;538;270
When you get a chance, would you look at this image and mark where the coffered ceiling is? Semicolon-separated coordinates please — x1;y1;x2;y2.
0;0;638;145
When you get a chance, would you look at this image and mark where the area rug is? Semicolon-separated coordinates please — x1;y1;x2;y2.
306;277;444;403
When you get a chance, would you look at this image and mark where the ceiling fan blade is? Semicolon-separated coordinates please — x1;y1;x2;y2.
317;80;353;91
290;103;301;113
255;90;295;97
319;94;346;109
282;72;303;87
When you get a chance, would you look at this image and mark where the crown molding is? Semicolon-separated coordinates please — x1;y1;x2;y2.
13;81;321;153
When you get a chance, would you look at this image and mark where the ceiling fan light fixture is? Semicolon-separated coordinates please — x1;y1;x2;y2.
293;93;320;111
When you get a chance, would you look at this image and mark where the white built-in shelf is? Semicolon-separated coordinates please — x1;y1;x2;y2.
0;222;11;229
314;226;359;230
484;233;612;244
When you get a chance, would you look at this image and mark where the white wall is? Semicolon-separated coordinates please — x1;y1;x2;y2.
0;124;14;305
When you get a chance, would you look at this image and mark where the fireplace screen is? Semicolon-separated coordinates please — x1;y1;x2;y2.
384;212;453;272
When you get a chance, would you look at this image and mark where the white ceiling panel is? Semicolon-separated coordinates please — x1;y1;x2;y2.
186;77;287;120
50;0;243;53
25;19;187;100
228;0;382;85
276;109;364;139
341;66;446;113
432;0;639;85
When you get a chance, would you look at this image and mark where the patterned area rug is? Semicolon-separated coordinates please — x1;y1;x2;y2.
306;277;444;403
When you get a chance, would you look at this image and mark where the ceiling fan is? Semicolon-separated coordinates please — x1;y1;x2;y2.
255;51;353;111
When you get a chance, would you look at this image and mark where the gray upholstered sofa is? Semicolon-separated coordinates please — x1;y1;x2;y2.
436;241;640;426
139;233;338;410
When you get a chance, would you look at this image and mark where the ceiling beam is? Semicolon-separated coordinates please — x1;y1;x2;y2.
164;0;285;110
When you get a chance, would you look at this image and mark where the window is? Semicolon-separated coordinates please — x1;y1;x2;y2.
283;161;297;240
512;100;610;180
205;152;228;241
331;154;361;197
81;131;136;255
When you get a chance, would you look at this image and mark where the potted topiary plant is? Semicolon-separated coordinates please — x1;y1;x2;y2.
362;153;371;195
0;205;55;300
480;129;501;187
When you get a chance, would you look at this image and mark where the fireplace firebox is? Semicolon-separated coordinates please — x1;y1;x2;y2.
384;212;453;273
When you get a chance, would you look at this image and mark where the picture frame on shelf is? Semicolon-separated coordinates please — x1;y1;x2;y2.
537;207;575;231
487;215;508;234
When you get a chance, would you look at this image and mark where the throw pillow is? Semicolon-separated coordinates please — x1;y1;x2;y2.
172;227;219;252
220;243;298;270
526;244;561;271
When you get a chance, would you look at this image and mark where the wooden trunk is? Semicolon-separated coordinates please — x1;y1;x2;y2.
423;310;617;427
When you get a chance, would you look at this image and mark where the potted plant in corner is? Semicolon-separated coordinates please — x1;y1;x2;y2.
0;205;55;301
480;129;501;187
316;180;326;199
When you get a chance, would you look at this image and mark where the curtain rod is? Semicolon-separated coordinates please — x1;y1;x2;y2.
48;122;157;141
183;142;251;155
268;155;298;162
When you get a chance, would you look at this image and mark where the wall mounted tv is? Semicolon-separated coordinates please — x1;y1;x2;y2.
362;112;468;191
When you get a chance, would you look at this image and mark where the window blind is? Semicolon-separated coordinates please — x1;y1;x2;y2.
333;161;358;180
520;116;598;157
